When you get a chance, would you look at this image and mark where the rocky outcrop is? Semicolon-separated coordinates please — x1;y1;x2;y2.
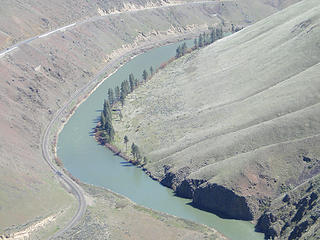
175;179;206;199
159;167;253;220
192;183;254;220
111;0;320;225
160;166;191;189
160;166;206;199
255;174;320;239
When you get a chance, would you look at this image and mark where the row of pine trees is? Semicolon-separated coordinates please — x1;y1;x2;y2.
98;69;153;142
106;68;153;108
98;25;233;164
175;27;224;58
98;68;155;165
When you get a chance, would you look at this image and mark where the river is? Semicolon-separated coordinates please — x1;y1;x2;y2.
57;40;264;240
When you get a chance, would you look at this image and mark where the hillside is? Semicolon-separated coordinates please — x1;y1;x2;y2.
0;0;300;50
112;0;320;225
256;175;320;239
0;0;301;237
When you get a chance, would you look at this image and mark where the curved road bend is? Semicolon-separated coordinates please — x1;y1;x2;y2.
42;29;202;238
15;1;223;239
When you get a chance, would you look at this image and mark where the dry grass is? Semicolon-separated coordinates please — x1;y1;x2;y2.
113;0;320;219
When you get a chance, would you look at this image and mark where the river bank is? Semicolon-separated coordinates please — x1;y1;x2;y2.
93;27;258;222
2;0;292;234
53;32;205;169
49;32;220;238
55;182;228;240
57;36;263;239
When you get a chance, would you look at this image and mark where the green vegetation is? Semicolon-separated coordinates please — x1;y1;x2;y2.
175;26;227;60
115;86;120;102
108;88;114;105
98;100;115;144
124;135;128;152
98;25;231;162
150;66;154;76
175;42;187;58
131;142;141;161
142;69;148;82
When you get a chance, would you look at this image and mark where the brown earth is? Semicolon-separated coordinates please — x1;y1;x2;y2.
111;0;320;224
0;0;302;237
55;184;228;240
256;174;320;239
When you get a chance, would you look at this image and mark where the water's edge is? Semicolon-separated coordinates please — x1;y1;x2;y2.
56;37;264;240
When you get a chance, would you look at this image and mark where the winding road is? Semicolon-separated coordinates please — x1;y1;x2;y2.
40;28;205;240
5;1;222;239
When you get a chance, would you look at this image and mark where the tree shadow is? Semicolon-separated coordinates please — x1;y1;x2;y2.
89;114;101;136
89;127;96;136
92;115;101;124
120;161;134;167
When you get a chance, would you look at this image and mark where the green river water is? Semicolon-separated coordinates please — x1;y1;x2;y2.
57;40;264;240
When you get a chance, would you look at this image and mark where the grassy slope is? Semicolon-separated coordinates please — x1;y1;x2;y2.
0;0;288;234
55;184;227;240
0;0;301;50
256;174;320;239
0;0;166;49
112;0;320;220
0;0;301;236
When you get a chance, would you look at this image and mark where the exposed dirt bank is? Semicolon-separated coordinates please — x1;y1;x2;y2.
0;0;302;236
0;0;249;236
110;0;320;223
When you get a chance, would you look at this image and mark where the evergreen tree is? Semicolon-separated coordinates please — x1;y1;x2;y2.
115;86;120;102
108;88;114;105
198;33;204;48
129;73;135;93
181;42;187;56
216;27;223;39
203;33;207;46
142;70;148;82
103;99;111;119
124;80;130;94
194;38;198;49
100;111;106;129
131;143;141;161
124;135;129;152
104;116;115;142
131;143;137;159
101;100;114;143
204;33;209;46
120;81;128;99
210;28;216;43
176;45;182;58
120;92;125;107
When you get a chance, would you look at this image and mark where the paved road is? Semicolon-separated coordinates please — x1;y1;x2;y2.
17;1;220;239
41;27;204;238
0;1;220;58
